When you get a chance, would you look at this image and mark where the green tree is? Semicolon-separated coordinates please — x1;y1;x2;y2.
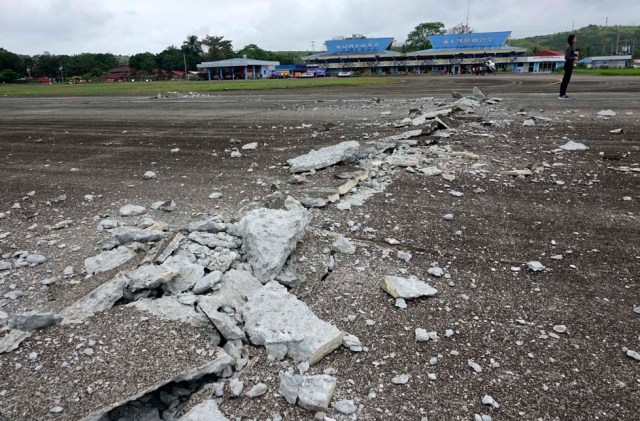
202;35;234;61
129;52;157;74
0;69;21;82
347;34;367;39
156;46;184;71
404;22;446;52
0;48;25;73
448;23;473;34
236;44;270;60
181;35;203;70
33;53;62;78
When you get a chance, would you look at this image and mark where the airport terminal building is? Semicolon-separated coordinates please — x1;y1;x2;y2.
302;32;527;75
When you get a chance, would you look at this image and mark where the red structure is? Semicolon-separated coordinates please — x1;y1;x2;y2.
100;65;132;82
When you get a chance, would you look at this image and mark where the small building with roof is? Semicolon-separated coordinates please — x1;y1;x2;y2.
518;50;566;73
578;55;632;69
197;57;280;80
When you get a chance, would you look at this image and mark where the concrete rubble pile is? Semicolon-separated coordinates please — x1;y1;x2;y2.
0;88;522;420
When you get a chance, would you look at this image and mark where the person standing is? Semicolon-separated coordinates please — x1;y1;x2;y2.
559;34;578;99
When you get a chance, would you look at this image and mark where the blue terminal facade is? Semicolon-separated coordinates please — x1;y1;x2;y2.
303;32;527;75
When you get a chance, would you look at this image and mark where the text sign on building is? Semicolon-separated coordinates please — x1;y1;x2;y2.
428;32;511;50
326;38;394;54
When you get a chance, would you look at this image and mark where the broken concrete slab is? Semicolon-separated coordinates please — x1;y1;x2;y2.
61;275;129;323
81;349;234;421
210;270;263;311
0;329;31;354
129;295;210;327
239;200;309;283
287;141;360;173
380;275;439;299
153;232;185;264
125;264;178;292
242;281;343;365
188;231;241;250
197;299;245;341
85;246;135;275
188;217;227;233
7;311;62;331
193;271;223;294
161;256;205;294
278;371;336;412
111;226;167;244
411;109;452;126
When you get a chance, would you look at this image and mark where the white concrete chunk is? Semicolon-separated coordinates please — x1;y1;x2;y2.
85;247;135;275
239;200;309;282
242;282;343;365
287;141;360;173
380;275;438;299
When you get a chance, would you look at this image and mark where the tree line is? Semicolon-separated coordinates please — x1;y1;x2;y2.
0;34;306;83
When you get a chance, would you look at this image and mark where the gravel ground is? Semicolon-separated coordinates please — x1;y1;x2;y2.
1;74;639;420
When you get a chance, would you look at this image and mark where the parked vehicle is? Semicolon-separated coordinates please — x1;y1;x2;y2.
337;71;353;77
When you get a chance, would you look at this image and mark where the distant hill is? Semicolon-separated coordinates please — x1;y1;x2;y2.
511;25;640;58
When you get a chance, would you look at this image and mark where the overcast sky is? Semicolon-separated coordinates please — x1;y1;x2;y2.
1;0;637;56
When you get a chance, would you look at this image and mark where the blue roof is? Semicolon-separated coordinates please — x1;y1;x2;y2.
325;38;394;54
419;31;512;52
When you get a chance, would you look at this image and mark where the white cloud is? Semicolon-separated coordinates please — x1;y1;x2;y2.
0;0;637;55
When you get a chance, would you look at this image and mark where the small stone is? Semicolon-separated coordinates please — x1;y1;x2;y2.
449;190;464;197
395;298;407;309
429;357;438;365
553;325;567;333
332;235;356;255
559;141;588;151
428;373;437;381
245;382;268;398
527;261;546;272
626;349;640;361
391;374;410;384
332;399;357;415
209;192;223;199
143;171;157;179
50;406;63;413
427;267;444;277
229;378;244;396
119;204;146;216
468;360;482;373
482;395;500;408
231;150;242;158
242;142;258;150
443;213;454;221
415;329;438;342
634;306;640;315
26;254;47;265
445;329;454;337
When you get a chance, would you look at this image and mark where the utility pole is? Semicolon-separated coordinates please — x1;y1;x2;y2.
183;53;188;79
466;0;471;34
616;32;620;55
311;41;316;53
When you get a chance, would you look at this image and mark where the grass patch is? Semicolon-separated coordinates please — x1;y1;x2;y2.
556;67;640;76
0;77;398;96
